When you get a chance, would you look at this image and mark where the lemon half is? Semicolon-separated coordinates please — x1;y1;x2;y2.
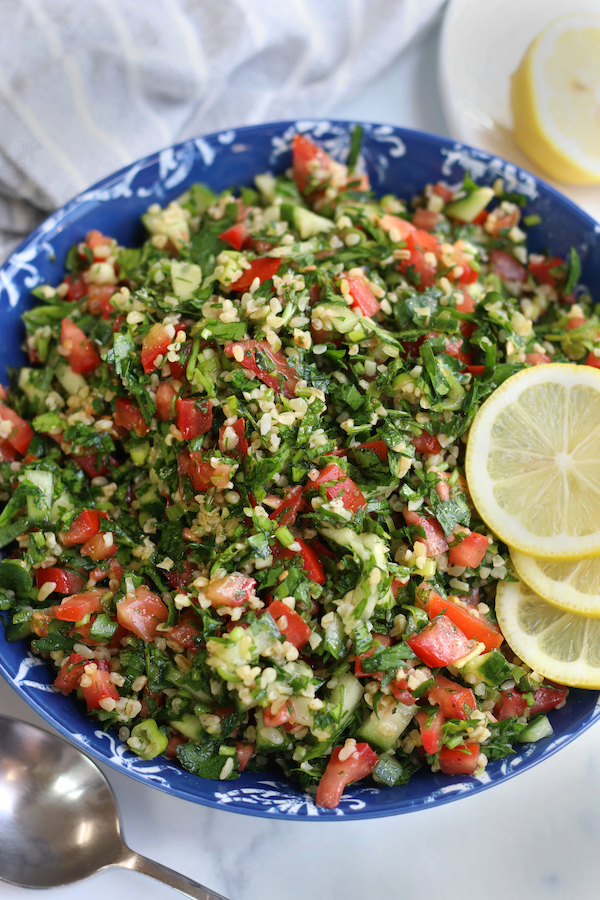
511;549;600;617
496;579;600;688
511;14;600;185
465;364;600;560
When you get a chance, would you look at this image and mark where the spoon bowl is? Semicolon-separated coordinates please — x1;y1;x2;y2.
0;715;227;899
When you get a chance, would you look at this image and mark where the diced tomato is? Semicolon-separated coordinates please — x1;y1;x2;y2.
445;336;473;366
316;743;379;809
0;438;17;461
182;450;231;492
412;208;440;231
411;432;442;456
62;509;107;546
402;509;448;557
176;397;213;440
529;685;568;716
53;652;88;693
489;249;526;283
275;537;325;584
269;485;304;527
36;566;86;595
61;318;101;375
218;223;249;250
64;273;88;302
156;381;176;421
566;316;587;331
109;623;129;650
406;615;476;667
80;531;118;561
438;743;480;775
428;673;477;720
525;352;552;366
87;284;116;319
292;133;336;194
204;574;256;608
230;258;282;291
262;700;292;728
52;590;104;622
116;586;168;641
141;323;171;374
472;210;488;226
235;742;254;771
528;256;564;287
86;229;111;251
586;352;600;369
168;614;202;650
424;592;502;653
456;291;476;314
416;708;445;754
112;314;126;333
448;530;489;569
219;418;249;456
312;463;367;512
345;275;380;317
80;667;121;712
397;230;442;290
225;339;298;398
165;560;195;591
487;210;519;237
73;453;111;479
496;689;527;720
355;440;389;461
114;398;149;437
167;340;191;380
0;402;33;455
267;599;312;649
433;183;454;204
379;214;416;240
354;633;393;679
467;365;485;376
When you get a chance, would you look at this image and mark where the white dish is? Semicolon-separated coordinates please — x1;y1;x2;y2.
439;0;600;222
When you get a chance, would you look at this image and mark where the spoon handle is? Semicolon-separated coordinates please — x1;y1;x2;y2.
117;847;230;900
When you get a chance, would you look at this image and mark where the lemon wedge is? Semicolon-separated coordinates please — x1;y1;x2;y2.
465;364;600;560
496;578;600;688
511;14;600;185
511;549;600;617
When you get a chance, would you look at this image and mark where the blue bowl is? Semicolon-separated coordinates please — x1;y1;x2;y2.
1;120;599;820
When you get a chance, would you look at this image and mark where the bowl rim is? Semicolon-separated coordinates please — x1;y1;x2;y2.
1;117;600;820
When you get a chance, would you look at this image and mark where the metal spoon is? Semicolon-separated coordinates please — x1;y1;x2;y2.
0;715;229;898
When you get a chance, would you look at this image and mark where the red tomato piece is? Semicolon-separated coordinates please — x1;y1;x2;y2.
412;208;440;231
354;633;393;679
168;615;202;650
62;509;106;546
262;701;292;728
411;432;442;456
204;574;256;608
0;402;33;455
86;229;111;251
0;438;17;461
586;352;600;369
355;440;389;461
467;365;485;376
176;397;213;440
445;337;473;366
267;599;312;649
402;509;449;557
218;223;249;250
235;742;254;772
316;743;379;809
416;708;445;754
424;592;503;653
327;477;367;513
489;249;527;283
225;339;298;398
345;275;380;317
114;398;149;437
292;133;336;194
87;284;116;319
566;316;587;331
230;258;282;292
218;418;249;456
73;453;111;479
53;652;88;693
80;531;118;561
438;743;480;775
53;590;104;622
379;214;416;240
457;291;476;314
448;530;489;569
141;323;171;374
528;256;564;287
64;273;88;302
165;560;195;592
167;340;191;380
406;615;476;667
433;183;454;204
36;567;86;595
61;318;101;375
428;673;477;720
156;381;176;421
275;537;325;584
496;689;527;720
487;210;519;237
529;685;568;716
268;485;304;527
117;587;168;642
80;667;121;712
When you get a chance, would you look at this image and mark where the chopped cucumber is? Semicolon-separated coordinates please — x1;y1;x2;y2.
281;204;335;239
23;470;53;524
255;710;293;752
168;713;205;742
444;187;494;223
462;649;514;687
517;714;553;743
355;701;416;751
171;260;202;300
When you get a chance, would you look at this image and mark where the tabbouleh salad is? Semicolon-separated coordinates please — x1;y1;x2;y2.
0;130;595;808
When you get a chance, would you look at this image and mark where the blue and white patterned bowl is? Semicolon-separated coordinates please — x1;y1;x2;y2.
1;120;599;820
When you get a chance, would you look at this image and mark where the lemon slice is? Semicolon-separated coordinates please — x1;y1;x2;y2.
465;364;600;560
511;549;600;617
511;14;600;185
495;578;600;688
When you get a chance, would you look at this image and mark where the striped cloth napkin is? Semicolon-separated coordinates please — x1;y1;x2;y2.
0;0;445;260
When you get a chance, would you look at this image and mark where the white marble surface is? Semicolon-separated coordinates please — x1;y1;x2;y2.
2;18;600;900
